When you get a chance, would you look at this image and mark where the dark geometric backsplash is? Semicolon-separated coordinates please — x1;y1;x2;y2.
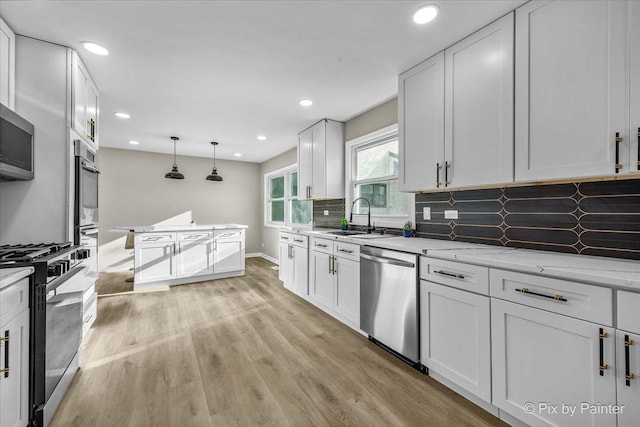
415;179;640;261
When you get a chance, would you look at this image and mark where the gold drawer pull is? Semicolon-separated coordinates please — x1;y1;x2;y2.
315;243;328;248
434;269;465;279
338;248;354;254
516;287;567;302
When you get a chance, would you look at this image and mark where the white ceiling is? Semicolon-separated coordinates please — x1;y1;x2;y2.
1;0;526;163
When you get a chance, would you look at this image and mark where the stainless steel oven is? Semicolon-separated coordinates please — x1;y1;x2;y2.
74;139;99;229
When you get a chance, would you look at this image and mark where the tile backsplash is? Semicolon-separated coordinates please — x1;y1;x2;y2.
312;198;346;229
415;179;640;261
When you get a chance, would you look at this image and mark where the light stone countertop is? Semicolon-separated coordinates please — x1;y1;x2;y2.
290;229;640;291
0;267;34;290
112;224;248;233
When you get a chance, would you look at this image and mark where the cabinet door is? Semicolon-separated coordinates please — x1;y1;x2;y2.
278;242;289;284
333;256;359;327
297;129;312;200
0;309;30;427
310;121;326;199
73;57;88;137
629;1;640;174
134;242;176;283
398;52;445;192
515;0;628;181
420;281;491;402
492;298;616;427
0;18;15;109
213;239;244;274
616;330;640;427
445;13;514;188
292;245;308;296
176;239;213;278
309;251;333;309
86;80;99;146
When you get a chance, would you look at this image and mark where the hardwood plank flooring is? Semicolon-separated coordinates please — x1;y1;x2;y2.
51;257;507;427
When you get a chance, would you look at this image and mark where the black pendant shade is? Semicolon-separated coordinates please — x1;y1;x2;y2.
165;136;184;179
206;141;223;181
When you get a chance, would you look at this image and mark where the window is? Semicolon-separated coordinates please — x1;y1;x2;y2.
265;165;312;227
347;124;413;227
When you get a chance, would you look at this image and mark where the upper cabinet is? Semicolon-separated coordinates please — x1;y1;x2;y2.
399;13;514;192
72;52;99;148
297;119;345;200
630;1;640;174
514;0;630;181
0;17;16;109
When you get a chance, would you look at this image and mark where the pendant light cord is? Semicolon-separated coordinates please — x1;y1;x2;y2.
173;139;177;167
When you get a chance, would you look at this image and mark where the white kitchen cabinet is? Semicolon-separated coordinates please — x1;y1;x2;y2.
134;241;177;284
297;119;345;200
278;232;309;296
176;232;214;277
398;13;513;192
309;250;334;309
398;52;445;192
616;330;640;427
0;17;16;109
514;0;628;181
213;229;245;274
629;1;640;174
492;298;616;427
420;280;491;402
444;12;514;188
308;237;360;328
72;51;99;147
0;276;29;427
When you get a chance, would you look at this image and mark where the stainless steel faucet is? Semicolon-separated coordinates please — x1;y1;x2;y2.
349;197;374;233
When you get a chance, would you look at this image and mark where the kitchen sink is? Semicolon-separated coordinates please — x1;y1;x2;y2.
325;230;367;236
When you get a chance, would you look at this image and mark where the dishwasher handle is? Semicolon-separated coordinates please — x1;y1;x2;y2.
360;253;415;268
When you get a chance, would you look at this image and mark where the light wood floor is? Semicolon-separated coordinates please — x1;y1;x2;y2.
52;257;507;427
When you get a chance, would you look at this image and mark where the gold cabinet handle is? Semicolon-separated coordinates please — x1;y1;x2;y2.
434;269;464;279
338;248;354;254
615;132;623;172
436;163;442;188
515;287;567;302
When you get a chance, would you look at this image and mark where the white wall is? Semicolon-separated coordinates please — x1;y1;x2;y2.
98;147;261;271
0;37;71;244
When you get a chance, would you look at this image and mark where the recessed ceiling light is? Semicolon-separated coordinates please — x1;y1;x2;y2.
257;135;267;141
82;41;109;56
413;5;439;24
128;140;139;145
114;112;130;119
299;99;313;107
234;153;242;157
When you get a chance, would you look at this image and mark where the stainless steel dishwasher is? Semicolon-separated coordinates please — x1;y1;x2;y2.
360;246;419;364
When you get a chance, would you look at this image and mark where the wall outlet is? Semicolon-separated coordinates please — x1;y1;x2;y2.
323;210;329;216
444;209;459;219
423;207;431;220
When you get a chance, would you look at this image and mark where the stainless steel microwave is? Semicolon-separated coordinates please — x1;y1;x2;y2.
0;103;35;181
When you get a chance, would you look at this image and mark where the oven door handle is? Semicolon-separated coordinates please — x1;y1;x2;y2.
45;266;87;295
80;227;99;236
81;161;100;174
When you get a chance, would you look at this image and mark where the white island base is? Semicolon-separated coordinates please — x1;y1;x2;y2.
128;224;247;291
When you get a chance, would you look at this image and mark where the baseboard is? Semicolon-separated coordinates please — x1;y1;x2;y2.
247;252;278;265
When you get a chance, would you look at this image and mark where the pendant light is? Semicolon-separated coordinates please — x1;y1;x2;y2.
165;136;184;179
206;141;223;181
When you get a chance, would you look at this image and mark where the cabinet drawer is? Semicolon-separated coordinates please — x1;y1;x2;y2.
420;257;489;295
0;277;29;326
618;291;640;334
178;231;213;242
290;234;308;249
82;292;97;335
490;269;613;326
311;237;334;255
280;232;294;243
334;241;359;261
135;233;175;244
214;229;244;239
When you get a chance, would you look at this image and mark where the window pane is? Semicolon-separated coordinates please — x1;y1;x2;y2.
354;179;407;216
290;199;312;225
270;200;285;222
356;139;399;181
270;176;285;199
290;172;298;197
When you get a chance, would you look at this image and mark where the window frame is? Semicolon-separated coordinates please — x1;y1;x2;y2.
264;164;312;228
345;124;414;229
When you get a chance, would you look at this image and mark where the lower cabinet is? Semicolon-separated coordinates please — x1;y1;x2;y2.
176;238;213;277
0;277;30;427
213;235;244;274
491;298;616;427
420;280;491;402
135;241;177;283
616;330;640;427
309;237;360;328
278;233;308;296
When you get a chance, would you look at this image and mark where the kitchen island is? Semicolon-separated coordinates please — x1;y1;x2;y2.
115;224;247;291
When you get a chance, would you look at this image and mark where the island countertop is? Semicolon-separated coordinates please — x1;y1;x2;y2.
111;224;248;233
